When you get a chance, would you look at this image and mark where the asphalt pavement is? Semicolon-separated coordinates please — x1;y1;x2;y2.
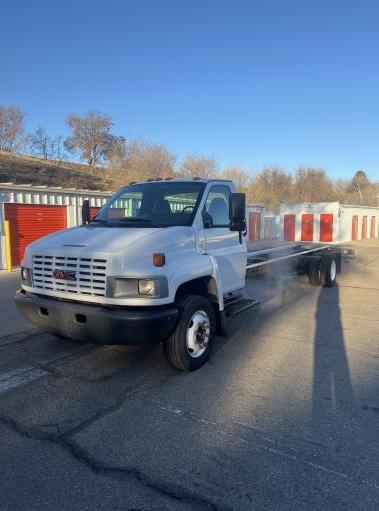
0;269;33;337
0;240;378;510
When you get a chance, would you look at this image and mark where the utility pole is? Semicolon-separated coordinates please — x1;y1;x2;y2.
356;183;363;206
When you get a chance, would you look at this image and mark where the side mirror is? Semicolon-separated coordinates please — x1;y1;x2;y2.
229;193;246;232
82;199;91;225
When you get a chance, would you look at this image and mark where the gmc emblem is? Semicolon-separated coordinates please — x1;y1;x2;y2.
53;270;77;281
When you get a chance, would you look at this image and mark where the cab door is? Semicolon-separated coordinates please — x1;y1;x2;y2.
203;185;247;293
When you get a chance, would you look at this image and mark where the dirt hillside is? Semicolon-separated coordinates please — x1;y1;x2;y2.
0;151;118;191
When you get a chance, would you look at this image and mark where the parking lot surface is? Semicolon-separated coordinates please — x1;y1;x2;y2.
0;240;378;510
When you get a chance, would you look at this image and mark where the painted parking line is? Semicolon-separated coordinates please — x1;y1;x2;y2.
0;367;48;394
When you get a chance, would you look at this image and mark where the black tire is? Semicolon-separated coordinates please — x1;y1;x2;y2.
320;254;337;287
163;295;216;371
309;259;322;286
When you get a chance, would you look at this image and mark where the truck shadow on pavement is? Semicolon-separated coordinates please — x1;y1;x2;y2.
312;284;355;424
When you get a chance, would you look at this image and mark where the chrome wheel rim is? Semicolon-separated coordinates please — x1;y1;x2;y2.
330;260;337;281
186;310;210;358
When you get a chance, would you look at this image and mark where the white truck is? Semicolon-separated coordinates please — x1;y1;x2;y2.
15;178;342;371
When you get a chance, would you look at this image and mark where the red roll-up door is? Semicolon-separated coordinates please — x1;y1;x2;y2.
248;212;261;241
351;216;358;241
370;216;376;238
4;203;67;266
319;214;333;242
362;216;367;239
90;207;101;220
301;214;314;242
283;214;296;241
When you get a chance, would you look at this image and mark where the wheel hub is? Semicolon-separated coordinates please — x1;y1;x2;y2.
186;310;210;358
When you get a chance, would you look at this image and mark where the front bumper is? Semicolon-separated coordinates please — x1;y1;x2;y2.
14;290;179;345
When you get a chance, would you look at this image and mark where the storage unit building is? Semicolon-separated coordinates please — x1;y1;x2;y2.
246;204;265;241
0;183;110;269
280;202;379;243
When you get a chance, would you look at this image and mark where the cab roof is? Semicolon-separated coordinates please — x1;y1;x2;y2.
126;177;233;185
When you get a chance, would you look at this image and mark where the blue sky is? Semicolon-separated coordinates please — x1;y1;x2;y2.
2;0;379;180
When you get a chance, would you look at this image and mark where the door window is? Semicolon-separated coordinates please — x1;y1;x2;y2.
204;185;230;227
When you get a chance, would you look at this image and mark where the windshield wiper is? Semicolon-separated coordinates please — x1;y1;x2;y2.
91;217;168;228
117;218;153;223
116;218;168;227
90;218;110;226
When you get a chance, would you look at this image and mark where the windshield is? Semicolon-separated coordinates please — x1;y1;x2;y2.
92;181;205;227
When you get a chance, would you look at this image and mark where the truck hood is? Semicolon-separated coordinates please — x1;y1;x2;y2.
27;225;165;252
24;225;198;273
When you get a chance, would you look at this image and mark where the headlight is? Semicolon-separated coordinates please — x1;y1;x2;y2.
21;266;32;286
138;279;156;296
108;277;168;298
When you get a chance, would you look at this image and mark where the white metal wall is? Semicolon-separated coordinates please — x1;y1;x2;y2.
338;205;379;242
0;185;110;269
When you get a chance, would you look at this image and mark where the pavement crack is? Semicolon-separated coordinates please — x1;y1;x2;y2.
0;412;221;510
62;436;221;510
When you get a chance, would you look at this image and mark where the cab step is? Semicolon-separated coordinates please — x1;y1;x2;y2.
224;297;260;317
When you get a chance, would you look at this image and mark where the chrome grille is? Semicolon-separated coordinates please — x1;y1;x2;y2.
32;255;107;296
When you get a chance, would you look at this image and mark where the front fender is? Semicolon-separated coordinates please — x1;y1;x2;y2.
169;253;224;311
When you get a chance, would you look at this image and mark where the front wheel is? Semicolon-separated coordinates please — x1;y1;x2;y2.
163;295;216;371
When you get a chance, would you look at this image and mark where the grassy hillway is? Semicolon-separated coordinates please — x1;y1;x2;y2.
0;151;116;191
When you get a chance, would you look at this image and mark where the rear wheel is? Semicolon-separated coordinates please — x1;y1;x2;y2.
309;255;337;287
321;255;337;287
309;259;322;286
163;295;216;371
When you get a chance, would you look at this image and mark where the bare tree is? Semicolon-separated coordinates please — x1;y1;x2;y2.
50;135;65;160
351;170;370;188
143;143;177;179
348;170;370;205
127;141;176;179
293;167;338;203
106;139;177;186
29;127;50;158
0;104;25;152
248;167;293;210
104;136;127;169
180;153;218;178
333;178;351;203
219;165;251;191
29;128;66;160
64;110;114;166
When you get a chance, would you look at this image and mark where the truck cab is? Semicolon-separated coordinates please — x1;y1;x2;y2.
15;178;247;371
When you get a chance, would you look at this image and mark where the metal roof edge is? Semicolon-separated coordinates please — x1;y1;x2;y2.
341;204;379;210
0;183;112;195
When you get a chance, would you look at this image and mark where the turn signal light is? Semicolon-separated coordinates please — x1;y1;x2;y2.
153;253;165;267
